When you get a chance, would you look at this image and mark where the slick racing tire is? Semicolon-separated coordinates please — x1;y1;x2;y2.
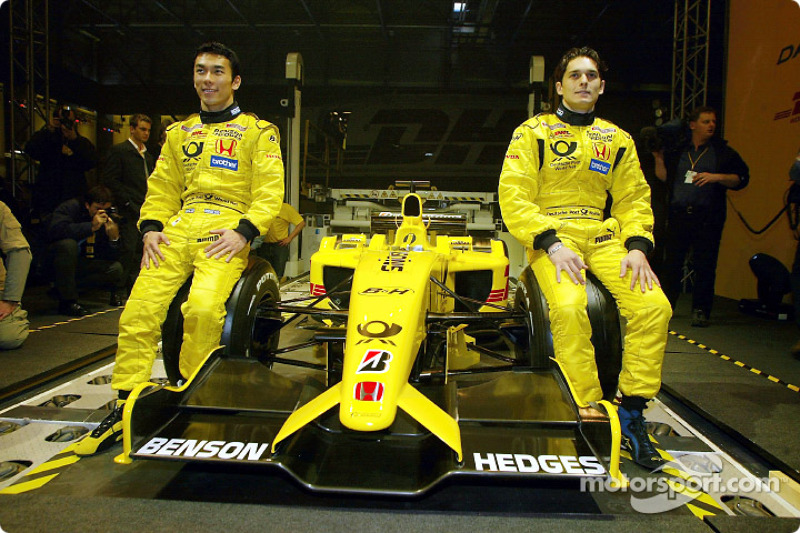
513;265;622;401
161;256;282;385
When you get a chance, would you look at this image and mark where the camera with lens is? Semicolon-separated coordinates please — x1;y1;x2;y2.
105;206;123;223
640;118;687;154
55;107;76;131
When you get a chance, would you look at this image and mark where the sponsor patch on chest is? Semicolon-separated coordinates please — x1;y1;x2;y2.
210;155;239;171
589;158;611;175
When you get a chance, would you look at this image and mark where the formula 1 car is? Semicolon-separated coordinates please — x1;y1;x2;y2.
114;186;625;495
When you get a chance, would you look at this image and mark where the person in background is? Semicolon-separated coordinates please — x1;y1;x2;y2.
102;113;156;293
499;46;672;469
0;202;31;350
652;106;749;327
48;186;126;316
252;202;305;279
25;106;98;216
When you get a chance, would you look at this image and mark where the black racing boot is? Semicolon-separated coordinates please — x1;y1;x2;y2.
75;400;125;456
618;404;665;470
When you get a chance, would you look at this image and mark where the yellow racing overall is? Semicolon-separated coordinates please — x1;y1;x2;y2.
499;106;671;406
112;107;284;391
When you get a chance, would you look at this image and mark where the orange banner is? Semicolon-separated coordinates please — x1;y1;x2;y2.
719;0;800;301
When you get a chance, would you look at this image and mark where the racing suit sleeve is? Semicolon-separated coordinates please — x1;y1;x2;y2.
498;123;561;250
233;123;284;241
608;135;655;253
138;128;184;234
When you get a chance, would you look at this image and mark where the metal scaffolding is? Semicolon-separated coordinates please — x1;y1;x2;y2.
8;0;49;200
671;0;710;120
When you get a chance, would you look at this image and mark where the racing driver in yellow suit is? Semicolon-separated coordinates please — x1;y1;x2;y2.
77;42;284;455
499;47;671;469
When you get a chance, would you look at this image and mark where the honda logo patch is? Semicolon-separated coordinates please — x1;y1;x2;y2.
215;138;237;156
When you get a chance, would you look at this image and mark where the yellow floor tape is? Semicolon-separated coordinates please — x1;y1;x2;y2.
0;442;82;495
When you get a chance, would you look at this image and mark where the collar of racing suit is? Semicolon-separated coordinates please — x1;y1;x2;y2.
199;101;242;124
555;103;595;127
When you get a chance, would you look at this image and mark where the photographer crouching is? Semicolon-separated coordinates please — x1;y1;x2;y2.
47;185;127;316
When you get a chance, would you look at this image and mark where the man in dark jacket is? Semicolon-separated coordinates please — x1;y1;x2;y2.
25;107;98;216
653;106;749;326
48;185;126;316
102;114;156;291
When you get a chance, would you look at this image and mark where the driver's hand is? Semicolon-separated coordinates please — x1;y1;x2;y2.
620;249;661;292
548;243;587;284
204;229;247;263
141;231;170;269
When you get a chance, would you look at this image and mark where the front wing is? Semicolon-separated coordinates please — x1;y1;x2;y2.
121;354;614;496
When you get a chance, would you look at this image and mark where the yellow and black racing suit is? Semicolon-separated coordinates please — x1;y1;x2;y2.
112;103;284;392
499;104;671;406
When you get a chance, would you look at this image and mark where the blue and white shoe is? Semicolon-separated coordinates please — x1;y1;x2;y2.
618;405;665;470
